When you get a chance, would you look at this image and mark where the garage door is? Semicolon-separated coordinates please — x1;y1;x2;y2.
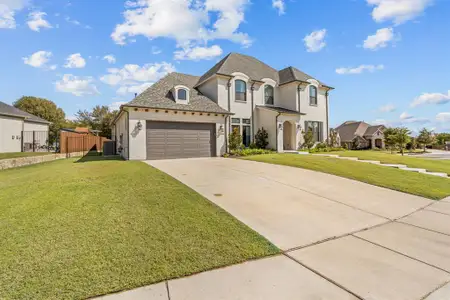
146;121;215;160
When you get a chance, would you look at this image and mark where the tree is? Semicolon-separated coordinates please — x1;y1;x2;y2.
383;127;398;153
228;127;242;151
435;133;450;146
75;105;118;138
395;127;411;156
302;129;315;150
14;96;65;144
328;129;340;147
417;128;434;152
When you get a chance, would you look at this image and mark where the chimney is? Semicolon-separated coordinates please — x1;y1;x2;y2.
134;93;138;98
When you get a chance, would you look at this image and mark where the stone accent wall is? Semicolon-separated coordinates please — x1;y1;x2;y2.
0;152;85;170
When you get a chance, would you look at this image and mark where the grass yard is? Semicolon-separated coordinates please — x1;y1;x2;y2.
325;150;450;175
243;154;450;200
0;157;278;300
0;152;54;160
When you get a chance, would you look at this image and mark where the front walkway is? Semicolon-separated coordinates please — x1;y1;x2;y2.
97;159;450;299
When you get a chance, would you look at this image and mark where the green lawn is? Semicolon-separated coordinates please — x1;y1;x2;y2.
324;150;450;175
0;157;278;300
243;154;450;200
0;152;54;160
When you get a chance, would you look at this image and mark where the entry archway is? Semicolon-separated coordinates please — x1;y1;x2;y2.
283;121;295;151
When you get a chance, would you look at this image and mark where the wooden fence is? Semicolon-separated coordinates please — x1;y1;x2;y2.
60;131;109;154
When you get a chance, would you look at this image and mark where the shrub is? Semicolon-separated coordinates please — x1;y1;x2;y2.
229;148;275;157
315;142;328;150
229;127;243;151
255;128;269;149
248;142;258;149
302;129;315;150
309;147;345;153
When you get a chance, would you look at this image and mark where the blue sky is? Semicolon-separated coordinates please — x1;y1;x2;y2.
0;0;449;132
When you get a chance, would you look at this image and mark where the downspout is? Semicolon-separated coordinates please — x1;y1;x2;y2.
325;90;329;142
297;84;302;114
126;109;130;160
226;78;233;151
224;115;230;154
251;82;256;143
275;112;281;152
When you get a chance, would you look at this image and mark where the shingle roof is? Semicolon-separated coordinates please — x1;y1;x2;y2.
126;72;231;114
196;53;332;89
335;121;385;142
364;125;385;137
0;101;51;124
196;53;279;86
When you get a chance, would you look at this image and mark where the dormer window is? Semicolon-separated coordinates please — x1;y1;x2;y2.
178;89;187;100
173;85;190;104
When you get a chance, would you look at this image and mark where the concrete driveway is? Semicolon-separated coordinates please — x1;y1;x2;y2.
140;158;450;300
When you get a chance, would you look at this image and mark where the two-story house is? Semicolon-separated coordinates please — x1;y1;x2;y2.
111;53;333;160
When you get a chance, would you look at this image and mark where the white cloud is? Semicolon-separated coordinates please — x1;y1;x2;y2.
303;29;327;52
27;11;52;32
100;62;175;86
111;0;252;50
272;0;285;15
436;112;450;123
55;74;99;96
23;50;54;69
336;64;384;75
151;46;162;55
117;82;153;96
109;101;127;111
101;62;175;96
103;54;116;64
363;27;394;50
0;0;29;29
400;112;413;120
64;15;91;29
174;45;223;60
367;0;434;25
411;90;450;107
64;53;86;68
379;103;396;112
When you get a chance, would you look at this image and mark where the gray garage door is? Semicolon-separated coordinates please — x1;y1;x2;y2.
146;121;216;160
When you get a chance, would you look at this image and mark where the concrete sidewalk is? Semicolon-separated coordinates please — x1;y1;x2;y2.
95;158;450;299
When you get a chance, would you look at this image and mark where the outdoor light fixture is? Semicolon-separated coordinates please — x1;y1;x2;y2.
218;125;224;134
297;124;301;130
136;121;143;131
278;123;283;130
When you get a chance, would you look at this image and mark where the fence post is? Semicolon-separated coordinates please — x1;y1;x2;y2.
32;131;36;152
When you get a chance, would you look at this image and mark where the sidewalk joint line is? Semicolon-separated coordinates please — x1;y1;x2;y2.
420;280;450;300
165;281;171;300
352;235;450;275
283;253;364;300
396;221;450;238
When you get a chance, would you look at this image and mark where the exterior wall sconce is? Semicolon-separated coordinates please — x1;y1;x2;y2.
218;125;224;134
297;124;301;130
136;121;143;131
278;123;283;130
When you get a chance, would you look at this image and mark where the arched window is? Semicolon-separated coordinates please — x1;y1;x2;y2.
178;89;187;100
264;85;274;105
309;86;317;105
235;80;247;102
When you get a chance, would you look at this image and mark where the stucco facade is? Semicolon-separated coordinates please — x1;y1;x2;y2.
198;75;329;152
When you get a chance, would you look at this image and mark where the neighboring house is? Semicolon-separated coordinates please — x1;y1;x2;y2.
335;121;385;150
111;53;334;160
0;101;51;153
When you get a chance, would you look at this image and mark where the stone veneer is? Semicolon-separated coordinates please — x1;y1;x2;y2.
0;152;85;170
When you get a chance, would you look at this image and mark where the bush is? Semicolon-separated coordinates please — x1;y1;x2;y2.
255;128;269;149
229;148;275;157
248;142;258;149
229;127;243;151
315;142;328;150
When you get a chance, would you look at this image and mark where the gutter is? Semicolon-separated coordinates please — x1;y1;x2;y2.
224;115;230;153
275;112;281;152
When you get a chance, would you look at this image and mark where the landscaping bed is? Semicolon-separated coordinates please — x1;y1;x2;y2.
0;157;278;299
243;154;450;200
